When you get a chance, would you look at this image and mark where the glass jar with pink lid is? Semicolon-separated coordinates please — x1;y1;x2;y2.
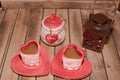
41;14;65;46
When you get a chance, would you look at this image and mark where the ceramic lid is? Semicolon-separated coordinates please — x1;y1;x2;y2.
44;14;62;28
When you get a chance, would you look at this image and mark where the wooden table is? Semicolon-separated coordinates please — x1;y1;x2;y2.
0;2;120;80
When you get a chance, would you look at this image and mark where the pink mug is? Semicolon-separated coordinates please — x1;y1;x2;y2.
19;40;40;66
62;44;86;70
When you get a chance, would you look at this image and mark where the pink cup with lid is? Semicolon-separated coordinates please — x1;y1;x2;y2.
62;44;86;70
41;14;65;46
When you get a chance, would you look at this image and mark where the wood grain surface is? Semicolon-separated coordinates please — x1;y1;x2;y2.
0;1;120;80
1;0;119;9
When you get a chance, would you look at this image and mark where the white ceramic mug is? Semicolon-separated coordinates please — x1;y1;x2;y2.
62;44;85;70
19;40;40;66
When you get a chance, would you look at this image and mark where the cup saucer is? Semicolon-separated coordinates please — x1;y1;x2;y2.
51;48;92;79
11;46;50;76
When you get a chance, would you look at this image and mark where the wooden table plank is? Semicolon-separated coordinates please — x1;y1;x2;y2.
0;0;118;12
111;13;120;57
55;9;69;50
26;8;43;42
114;1;120;9
69;9;89;80
1;0;93;9
104;8;120;57
18;8;43;80
52;0;93;2
0;9;5;23
93;9;120;80
102;9;120;80
1;0;117;9
19;76;35;80
54;9;69;80
81;9;108;80
37;9;55;80
0;9;7;70
0;9;18;75
0;8;30;80
94;1;115;10
79;8;91;79
103;36;120;80
69;9;83;46
87;50;108;80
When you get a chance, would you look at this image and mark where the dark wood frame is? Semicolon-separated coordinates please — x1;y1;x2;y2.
1;0;119;9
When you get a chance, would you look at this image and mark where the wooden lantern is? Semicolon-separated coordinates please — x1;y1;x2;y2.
82;13;113;52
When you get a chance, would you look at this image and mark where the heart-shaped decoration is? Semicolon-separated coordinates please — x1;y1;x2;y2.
45;34;58;43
